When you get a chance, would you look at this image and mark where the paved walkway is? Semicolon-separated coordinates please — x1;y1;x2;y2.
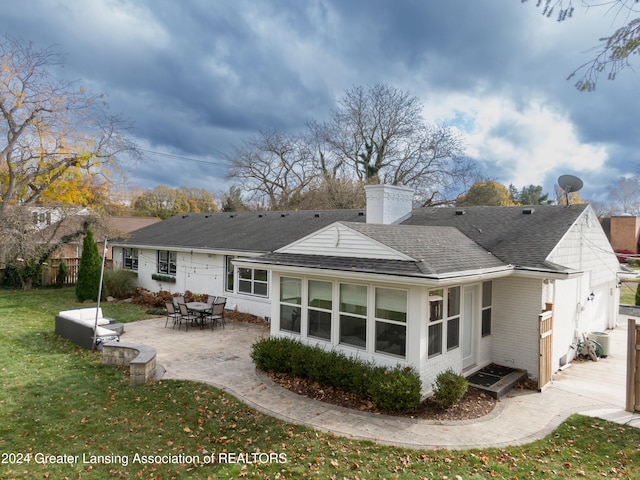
120;317;640;450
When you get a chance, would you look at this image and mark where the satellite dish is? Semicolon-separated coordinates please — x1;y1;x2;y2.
557;174;583;206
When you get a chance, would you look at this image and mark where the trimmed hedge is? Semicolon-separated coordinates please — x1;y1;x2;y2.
432;368;468;408
251;336;421;413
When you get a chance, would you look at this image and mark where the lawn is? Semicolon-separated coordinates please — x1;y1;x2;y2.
1;288;639;479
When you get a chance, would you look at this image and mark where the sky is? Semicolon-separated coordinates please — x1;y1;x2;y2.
1;0;638;206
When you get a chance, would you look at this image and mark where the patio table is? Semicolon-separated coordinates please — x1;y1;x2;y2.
186;302;211;329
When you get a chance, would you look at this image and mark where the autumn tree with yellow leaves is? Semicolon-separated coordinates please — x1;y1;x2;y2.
456;181;516;206
0;35;137;287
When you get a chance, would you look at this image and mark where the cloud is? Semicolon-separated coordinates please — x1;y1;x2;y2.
0;0;637;205
425;92;608;193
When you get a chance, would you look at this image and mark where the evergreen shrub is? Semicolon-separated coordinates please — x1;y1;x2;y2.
251;337;421;413
55;260;68;288
75;229;102;302
432;368;468;408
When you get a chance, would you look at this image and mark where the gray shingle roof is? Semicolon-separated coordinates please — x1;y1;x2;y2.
118;204;588;277
116;209;366;253
342;223;505;274
401;204;588;270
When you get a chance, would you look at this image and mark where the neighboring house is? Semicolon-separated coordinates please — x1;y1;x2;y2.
42;216;161;261
37;215;160;286
113;185;621;396
600;215;640;256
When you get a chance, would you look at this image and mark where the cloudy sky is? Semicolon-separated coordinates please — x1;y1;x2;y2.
2;0;638;205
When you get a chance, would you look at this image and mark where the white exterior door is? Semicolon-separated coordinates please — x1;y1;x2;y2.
463;287;475;370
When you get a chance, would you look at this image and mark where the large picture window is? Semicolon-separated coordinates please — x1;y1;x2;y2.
374;287;407;357
238;268;268;297
482;281;492;337
339;283;367;348
123;248;138;271
428;289;444;357
157;251;176;275
280;277;302;333
307;280;332;340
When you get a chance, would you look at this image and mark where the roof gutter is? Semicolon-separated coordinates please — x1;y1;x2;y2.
233;258;513;286
512;266;583;279
110;243;267;257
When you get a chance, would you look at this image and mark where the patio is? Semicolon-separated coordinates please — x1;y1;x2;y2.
119;316;639;449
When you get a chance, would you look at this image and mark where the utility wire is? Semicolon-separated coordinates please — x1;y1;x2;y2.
138;148;229;168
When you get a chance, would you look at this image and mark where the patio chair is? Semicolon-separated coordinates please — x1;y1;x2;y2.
205;295;216;307
177;303;198;331
205;301;226;329
164;302;181;328
173;295;185;307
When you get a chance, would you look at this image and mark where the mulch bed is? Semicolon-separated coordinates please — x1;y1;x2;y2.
266;371;499;421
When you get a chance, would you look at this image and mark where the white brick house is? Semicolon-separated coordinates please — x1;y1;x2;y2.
113;185;621;396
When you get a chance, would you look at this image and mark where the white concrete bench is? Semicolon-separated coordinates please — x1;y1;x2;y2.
102;342;157;386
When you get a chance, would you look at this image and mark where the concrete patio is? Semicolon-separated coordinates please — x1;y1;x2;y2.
119;315;640;449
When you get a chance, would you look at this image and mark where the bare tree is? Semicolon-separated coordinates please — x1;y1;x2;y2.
0;35;137;213
0;35;137;279
226;129;317;209
607;176;640;214
524;0;640;90
317;84;473;206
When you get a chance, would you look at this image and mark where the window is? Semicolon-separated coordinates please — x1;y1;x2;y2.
339;283;367;348
157;251;176;275
375;287;407;357
428;289;444;357
307;280;332;340
280;277;302;333
225;256;235;292
482;281;492;337
238;268;268;296
447;286;461;351
123;248;138;271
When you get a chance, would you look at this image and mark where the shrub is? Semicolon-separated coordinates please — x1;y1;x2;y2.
103;269;137;299
55;260;68;288
75;229;102;302
368;366;422;413
432;368;468;408
132;288;175;308
635;283;640;306
251;337;422;413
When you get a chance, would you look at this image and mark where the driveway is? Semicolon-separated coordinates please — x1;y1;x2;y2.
120;316;639;449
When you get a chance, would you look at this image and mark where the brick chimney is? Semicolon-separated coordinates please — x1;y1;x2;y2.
365;184;414;225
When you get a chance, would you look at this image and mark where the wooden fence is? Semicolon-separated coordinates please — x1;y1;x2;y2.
627;318;640;413
538;303;554;391
41;258;113;286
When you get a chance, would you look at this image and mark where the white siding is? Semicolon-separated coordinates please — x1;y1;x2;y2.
112;247;272;318
492;276;543;377
547;206;619;330
548;207;618;286
279;223;409;260
551;276;580;366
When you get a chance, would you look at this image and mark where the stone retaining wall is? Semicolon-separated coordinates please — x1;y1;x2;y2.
102;342;157;386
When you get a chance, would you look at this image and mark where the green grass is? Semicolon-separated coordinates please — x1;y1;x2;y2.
1;288;640;479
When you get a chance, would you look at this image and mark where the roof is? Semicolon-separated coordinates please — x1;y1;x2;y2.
401;204;589;271
116;209;367;253
109;216;160;234
251;223;506;279
343;222;506;274
117;204;590;277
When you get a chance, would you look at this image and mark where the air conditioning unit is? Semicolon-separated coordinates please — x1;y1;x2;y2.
588;332;610;358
